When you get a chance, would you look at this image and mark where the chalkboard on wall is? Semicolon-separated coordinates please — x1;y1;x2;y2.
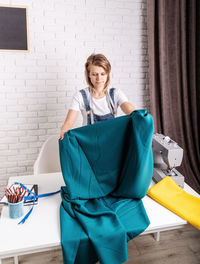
0;5;29;51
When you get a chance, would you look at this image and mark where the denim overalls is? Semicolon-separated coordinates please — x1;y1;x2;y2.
80;88;116;125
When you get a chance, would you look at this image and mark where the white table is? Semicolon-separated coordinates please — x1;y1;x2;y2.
0;173;199;264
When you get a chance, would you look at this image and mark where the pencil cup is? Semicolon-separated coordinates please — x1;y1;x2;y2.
8;200;24;219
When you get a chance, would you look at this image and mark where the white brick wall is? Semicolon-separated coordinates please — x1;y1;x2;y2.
0;0;149;197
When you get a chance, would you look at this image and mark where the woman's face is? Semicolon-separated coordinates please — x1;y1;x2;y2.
89;65;108;90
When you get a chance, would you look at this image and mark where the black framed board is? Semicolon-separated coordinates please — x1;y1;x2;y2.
0;5;29;51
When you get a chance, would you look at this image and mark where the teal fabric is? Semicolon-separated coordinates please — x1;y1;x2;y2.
59;110;154;264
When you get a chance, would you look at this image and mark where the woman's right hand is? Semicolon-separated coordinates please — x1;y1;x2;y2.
60;128;67;140
60;110;79;140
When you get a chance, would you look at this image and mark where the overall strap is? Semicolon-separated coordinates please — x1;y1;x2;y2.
80;89;90;111
109;88;115;105
108;88;116;115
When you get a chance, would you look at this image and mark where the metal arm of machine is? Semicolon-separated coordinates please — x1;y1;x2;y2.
152;133;185;188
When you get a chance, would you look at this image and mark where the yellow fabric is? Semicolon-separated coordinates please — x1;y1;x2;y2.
147;176;200;230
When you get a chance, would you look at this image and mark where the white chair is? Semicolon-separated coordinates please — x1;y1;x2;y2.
34;135;61;176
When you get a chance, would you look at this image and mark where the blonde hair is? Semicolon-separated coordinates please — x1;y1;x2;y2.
85;54;111;91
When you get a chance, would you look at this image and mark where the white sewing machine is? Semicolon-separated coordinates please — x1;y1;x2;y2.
152;133;185;188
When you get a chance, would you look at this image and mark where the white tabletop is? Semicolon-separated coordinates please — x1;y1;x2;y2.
0;173;65;258
0;173;199;259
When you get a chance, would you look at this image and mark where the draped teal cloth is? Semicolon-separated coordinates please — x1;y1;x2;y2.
59;110;154;264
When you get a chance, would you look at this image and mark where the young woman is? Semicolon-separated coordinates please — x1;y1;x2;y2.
60;54;136;140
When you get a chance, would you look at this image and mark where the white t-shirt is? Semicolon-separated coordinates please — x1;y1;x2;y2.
70;87;128;126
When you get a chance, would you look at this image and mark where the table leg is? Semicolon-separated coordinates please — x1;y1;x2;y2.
0;258;2;264
153;231;160;241
14;256;19;264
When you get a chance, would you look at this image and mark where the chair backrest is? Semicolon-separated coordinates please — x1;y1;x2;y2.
34;135;61;176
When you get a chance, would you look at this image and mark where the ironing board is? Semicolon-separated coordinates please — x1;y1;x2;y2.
0;172;199;264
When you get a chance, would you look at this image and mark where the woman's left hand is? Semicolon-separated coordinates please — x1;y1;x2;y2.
120;102;136;115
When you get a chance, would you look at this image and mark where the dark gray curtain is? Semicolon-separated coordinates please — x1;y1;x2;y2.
147;0;200;193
